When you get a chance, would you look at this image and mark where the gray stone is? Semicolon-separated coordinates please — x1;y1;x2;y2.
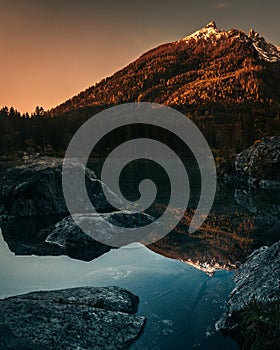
0;286;146;350
0;158;121;217
0;211;156;261
231;241;279;310
216;240;280;332
46;211;155;248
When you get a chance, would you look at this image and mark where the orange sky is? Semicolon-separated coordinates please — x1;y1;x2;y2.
1;0;279;113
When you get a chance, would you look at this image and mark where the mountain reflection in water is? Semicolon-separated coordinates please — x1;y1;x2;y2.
0;160;279;350
1;160;279;275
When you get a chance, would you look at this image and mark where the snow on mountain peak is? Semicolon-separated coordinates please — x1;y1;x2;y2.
248;28;280;63
182;21;224;42
205;21;217;29
180;22;280;63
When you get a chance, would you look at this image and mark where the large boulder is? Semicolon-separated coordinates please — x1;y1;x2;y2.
0;286;145;350
46;211;155;252
216;241;280;349
235;136;280;188
0;158;121;217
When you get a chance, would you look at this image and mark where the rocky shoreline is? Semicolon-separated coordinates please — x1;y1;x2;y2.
0;158;150;349
0;157;156;259
0;144;279;350
216;241;280;350
214;136;280;348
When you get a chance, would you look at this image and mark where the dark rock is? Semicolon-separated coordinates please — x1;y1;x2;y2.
214;148;237;183
0;324;43;350
0;216;67;257
0;286;145;350
234;188;280;217
219;172;238;185
0;211;156;261
0;157;121;217
259;179;280;190
46;211;155;250
227;241;279;311
216;241;280;349
235;136;280;187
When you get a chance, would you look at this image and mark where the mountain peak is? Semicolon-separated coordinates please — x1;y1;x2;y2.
182;21;222;42
205;21;217;29
248;29;280;62
248;29;259;39
181;23;280;63
51;21;280;117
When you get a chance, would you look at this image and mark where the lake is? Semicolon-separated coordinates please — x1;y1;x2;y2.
0;159;279;349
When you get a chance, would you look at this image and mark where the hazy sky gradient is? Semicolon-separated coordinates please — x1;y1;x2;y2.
1;0;280;113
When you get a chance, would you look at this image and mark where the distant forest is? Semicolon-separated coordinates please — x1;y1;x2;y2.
0;106;89;159
0;104;279;160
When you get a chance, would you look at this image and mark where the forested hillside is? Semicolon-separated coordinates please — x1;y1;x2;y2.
1;22;280;158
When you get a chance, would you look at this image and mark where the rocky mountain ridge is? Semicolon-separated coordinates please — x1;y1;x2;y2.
181;21;280;63
50;21;280;117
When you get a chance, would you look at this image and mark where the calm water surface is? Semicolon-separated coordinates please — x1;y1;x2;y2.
0;159;279;350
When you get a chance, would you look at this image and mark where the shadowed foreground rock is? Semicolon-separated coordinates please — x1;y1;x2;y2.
217;241;280;350
0;286;145;350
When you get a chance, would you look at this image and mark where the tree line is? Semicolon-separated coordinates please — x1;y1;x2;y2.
0;104;279;160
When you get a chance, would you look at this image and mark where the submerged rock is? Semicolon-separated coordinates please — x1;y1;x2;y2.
0;215;109;262
0;286;145;350
0;211;156;261
0;157;121;217
0;216;65;257
216;241;280;349
46;211;155;250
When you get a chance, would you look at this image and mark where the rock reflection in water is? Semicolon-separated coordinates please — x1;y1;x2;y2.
0;215;112;261
1;185;279;276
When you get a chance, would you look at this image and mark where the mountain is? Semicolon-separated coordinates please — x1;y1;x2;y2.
248;29;280;63
1;22;279;158
50;21;280;117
